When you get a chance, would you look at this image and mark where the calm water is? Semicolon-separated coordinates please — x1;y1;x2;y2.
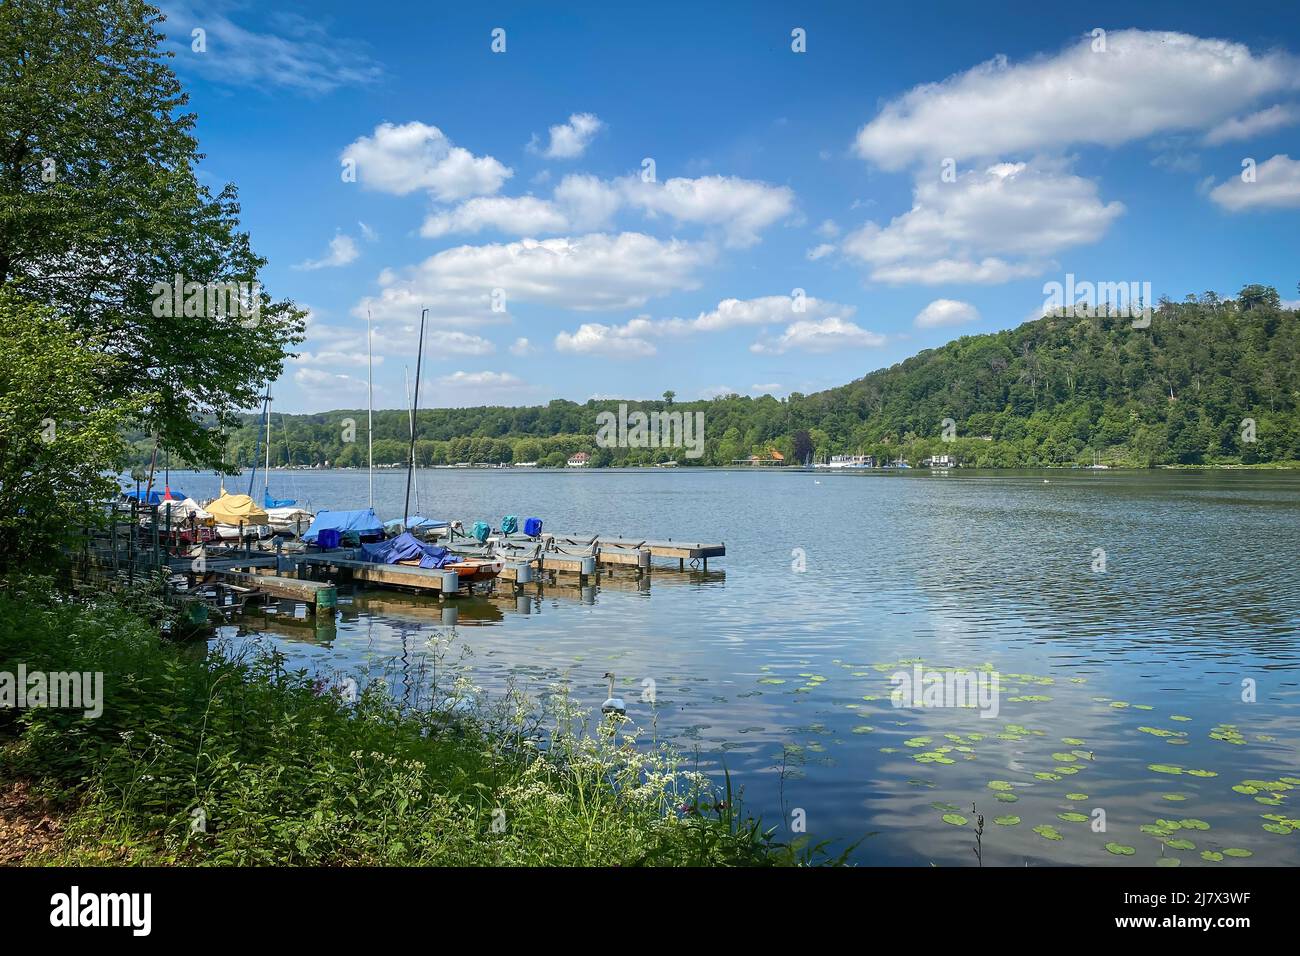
185;467;1300;866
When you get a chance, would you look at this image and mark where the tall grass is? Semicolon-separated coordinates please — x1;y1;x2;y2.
0;576;802;866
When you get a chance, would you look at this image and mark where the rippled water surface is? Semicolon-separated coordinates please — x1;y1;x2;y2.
190;467;1300;865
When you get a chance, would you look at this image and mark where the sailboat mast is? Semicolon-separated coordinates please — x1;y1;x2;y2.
402;308;427;525
367;310;374;510
264;386;272;496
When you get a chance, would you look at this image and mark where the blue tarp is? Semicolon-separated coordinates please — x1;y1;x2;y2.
124;489;188;506
302;508;385;543
263;490;296;508
361;532;458;569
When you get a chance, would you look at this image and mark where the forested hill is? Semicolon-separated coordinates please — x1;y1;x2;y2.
133;286;1300;470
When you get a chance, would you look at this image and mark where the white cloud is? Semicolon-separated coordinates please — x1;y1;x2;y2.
509;337;534;356
622;175;795;247
751;317;886;354
750;383;783;393
551;294;853;358
359;232;714;321
692;295;841;331
437;370;525;388
159;2;381;94
842;161;1124;284
341;121;512;200
424;330;496;355
553;174;624;230
855;30;1300;170
421;195;569;238
293;367;368;395
1208;154;1300;211
417;173;791;246
358;221;379;242
915;298;980;328
1204;105;1299;144
554;322;658;358
816;219;840;239
530;112;604;159
295;233;359;270
806;243;836;261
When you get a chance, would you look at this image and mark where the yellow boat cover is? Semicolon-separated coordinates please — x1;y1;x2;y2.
205;493;269;526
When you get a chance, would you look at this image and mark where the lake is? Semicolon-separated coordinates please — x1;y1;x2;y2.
180;466;1300;866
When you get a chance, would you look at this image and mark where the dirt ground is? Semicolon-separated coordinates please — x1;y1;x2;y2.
0;779;64;865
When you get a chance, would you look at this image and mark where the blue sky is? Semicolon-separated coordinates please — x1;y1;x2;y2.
159;0;1300;413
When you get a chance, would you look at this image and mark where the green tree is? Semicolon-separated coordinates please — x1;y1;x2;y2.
0;0;304;469
0;291;143;561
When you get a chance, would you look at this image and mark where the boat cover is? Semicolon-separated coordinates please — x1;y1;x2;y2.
383;515;449;534
301;508;384;543
500;515;519;535
523;517;543;537
361;532;458;569
158;497;209;519
205;493;269;526
263;490;297;508
470;521;490;542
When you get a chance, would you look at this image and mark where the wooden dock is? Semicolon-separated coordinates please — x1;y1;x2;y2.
72;505;725;611
212;570;337;611
491;532;725;571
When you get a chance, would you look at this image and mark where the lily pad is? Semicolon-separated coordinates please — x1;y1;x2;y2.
1201;851;1224;862
1058;812;1089;823
1065;793;1088;801
1033;825;1063;841
941;813;968;826
1222;848;1252;858
994;815;1021;826
1105;843;1136;855
986;780;1014;791
1166;839;1196;850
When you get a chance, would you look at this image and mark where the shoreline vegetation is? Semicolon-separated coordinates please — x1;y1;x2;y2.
129;292;1300;474
0;577;807;867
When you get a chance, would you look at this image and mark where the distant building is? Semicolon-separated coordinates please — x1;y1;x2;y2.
922;454;957;468
732;448;786;466
567;452;590;467
818;454;875;469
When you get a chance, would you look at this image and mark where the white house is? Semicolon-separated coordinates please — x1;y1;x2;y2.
566;452;590;468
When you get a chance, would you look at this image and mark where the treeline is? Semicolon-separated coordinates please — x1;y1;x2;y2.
130;285;1300;470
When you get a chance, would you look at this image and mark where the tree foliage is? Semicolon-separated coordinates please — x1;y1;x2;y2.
0;290;142;561
0;0;303;469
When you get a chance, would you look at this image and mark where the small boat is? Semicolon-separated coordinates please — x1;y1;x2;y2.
266;505;315;537
392;554;503;581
